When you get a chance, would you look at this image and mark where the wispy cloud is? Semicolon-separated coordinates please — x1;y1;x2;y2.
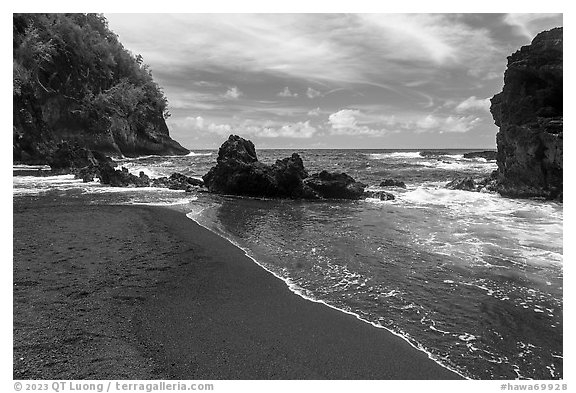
307;107;321;116
107;13;503;86
278;87;298;98
454;96;491;113
223;86;243;100
306;87;322;99
105;13;563;148
504;13;562;40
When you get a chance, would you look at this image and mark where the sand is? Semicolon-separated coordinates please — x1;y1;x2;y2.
13;196;461;379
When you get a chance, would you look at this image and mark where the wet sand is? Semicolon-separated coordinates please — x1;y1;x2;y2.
13;197;461;379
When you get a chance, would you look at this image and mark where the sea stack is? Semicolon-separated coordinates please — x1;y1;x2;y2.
489;27;563;200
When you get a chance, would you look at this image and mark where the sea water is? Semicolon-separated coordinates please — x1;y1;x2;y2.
13;149;563;380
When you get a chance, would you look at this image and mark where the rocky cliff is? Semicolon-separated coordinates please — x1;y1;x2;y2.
489;27;562;200
13;13;189;164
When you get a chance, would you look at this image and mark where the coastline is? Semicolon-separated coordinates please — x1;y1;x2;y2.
13;196;461;379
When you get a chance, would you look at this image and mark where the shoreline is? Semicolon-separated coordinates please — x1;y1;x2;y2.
185;211;466;378
13;196;462;379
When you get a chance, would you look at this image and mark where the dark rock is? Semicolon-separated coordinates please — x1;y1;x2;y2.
379;179;407;188
304;171;366;200
489;27;562;200
13;14;189;165
463;151;497;160
152;173;204;190
97;164;150;188
364;190;395;201
203;135;272;196
203;135;367;200
48;142;100;170
419;151;447;158
271;153;310;198
203;135;312;198
216;134;258;165
446;177;478;192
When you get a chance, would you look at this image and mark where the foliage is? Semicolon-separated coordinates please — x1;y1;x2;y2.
13;13;171;130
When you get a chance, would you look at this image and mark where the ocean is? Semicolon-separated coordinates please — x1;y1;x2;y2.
13;148;563;380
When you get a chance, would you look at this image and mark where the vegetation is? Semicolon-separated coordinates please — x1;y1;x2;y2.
13;13;183;163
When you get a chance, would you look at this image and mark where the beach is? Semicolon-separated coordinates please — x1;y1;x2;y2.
13;196;461;380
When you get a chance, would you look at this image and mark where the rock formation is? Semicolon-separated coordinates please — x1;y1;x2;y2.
13;13;189;165
203;135;370;200
462;151;497;161
489;27;562;200
379;179;407;188
304;171;366;200
445;177;478;192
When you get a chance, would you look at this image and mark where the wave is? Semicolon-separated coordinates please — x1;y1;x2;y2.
118;151;213;161
125;196;198;206
367;152;421;160
184;208;468;379
13;164;51;170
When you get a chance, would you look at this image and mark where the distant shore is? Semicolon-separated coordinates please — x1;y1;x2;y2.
13;196;461;379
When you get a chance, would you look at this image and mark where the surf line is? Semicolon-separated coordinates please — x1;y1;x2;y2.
185;209;468;380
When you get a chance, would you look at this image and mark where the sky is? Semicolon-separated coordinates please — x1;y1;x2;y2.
104;13;563;150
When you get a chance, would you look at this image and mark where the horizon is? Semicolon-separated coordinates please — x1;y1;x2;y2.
185;146;498;151
104;13;563;150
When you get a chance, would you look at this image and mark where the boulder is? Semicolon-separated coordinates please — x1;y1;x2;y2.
48;142;102;170
446;177;478;192
379;179;407;188
152;173;204;191
203;135;314;198
419;151;447;158
463;151;497;160
304;171;366;200
203;135;367;200
364;190;395;201
97;164;150;188
489;27;562;200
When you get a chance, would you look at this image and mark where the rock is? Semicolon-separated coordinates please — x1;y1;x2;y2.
304;171;366;200
97;164;150;188
419;151;447;158
202;135;273;197
203;135;367;200
48;142;101;170
152;173;204;190
463;151;497;160
13;14;189;163
271;153;311;198
489;27;562;200
379;179;407;188
364;190;395;201
446;177;478;192
216;134;258;165
203;135;313;198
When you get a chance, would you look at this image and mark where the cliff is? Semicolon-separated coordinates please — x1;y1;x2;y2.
13;13;189;164
489;27;563;200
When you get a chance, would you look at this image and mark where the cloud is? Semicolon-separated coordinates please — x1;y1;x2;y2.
327;108;481;136
277;87;298;98
176;116;317;139
307;107;321;116
328;109;388;136
306;87;322;99
223;86;243;100
455;96;491;113
504;13;563;40
416;114;481;134
106;13;502;86
261;121;317;138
